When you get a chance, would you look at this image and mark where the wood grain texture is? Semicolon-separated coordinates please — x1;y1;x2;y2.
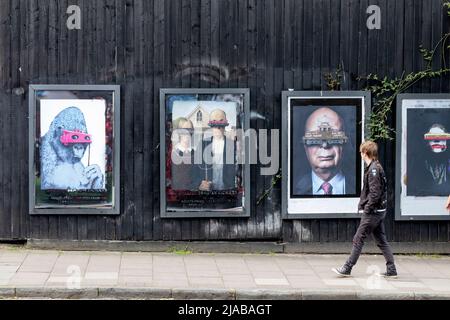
0;0;449;242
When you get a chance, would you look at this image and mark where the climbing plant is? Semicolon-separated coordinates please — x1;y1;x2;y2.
256;171;282;205
361;0;450;141
324;64;344;91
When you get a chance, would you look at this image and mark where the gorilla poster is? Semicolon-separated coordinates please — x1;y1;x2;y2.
37;99;109;206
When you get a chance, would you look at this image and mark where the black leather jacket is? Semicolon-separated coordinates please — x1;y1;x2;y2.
358;160;387;214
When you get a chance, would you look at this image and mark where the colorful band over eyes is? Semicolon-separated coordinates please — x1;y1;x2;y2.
424;133;450;141
60;130;92;146
304;138;348;146
303;122;348;146
208;120;229;127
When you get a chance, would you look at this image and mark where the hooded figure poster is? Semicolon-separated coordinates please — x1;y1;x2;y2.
406;108;450;197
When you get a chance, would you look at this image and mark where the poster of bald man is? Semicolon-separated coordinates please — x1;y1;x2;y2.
282;91;370;219
160;89;251;218
395;95;450;221
29;85;121;215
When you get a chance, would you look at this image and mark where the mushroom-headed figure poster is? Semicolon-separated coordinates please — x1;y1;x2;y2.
162;90;249;218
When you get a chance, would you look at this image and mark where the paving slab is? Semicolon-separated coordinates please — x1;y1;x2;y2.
0;247;449;300
188;277;224;287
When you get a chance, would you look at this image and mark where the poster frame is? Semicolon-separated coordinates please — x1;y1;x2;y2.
282;90;371;220
28;84;121;215
395;93;450;221
159;88;251;219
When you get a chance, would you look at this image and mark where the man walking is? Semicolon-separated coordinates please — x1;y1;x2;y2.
332;141;397;278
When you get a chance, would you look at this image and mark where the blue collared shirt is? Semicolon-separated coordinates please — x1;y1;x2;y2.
311;171;346;195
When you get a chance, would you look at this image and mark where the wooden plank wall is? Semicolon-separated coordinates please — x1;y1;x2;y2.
0;0;449;242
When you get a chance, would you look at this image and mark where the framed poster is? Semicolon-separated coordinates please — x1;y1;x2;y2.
282;91;370;219
29;85;120;215
160;88;250;218
396;94;450;221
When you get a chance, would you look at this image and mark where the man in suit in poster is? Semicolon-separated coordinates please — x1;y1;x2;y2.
294;107;355;196
198;109;238;192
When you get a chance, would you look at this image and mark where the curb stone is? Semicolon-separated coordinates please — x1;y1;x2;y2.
414;292;450;300
356;291;415;300
98;288;172;300
301;290;358;300
236;289;302;300
0;287;450;300
14;288;98;299
0;288;15;298
171;288;236;300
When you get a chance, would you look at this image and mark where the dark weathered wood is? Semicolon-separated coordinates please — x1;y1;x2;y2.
263;0;276;239
302;0;313;90
293;0;303;89
283;0;294;88
18;0;30;240
142;0;154;241
245;0;257;241
121;0;136;241
0;0;12;240
152;0;165;240
0;0;449;243
254;0;267;239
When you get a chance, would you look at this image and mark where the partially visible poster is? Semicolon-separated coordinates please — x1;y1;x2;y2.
282;91;370;219
160;89;250;218
396;95;450;220
406;109;450;197
29;85;120;215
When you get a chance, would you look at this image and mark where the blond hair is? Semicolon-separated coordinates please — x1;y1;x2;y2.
360;141;378;160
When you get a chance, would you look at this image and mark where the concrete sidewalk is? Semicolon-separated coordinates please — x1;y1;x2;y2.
0;245;449;300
